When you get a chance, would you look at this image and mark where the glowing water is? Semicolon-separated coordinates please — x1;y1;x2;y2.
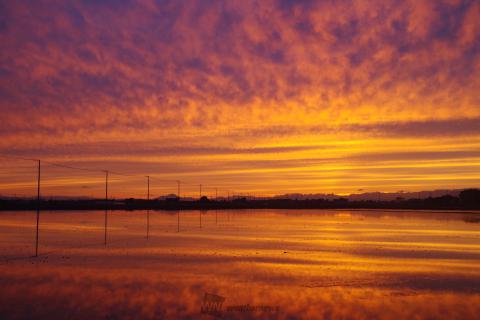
1;209;479;319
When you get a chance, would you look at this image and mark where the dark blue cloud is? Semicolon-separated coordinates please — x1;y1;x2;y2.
0;0;478;141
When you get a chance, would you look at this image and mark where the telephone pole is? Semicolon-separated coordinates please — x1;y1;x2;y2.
146;175;150;201
146;175;150;239
35;159;40;257
105;171;109;201
104;170;108;246
177;180;181;200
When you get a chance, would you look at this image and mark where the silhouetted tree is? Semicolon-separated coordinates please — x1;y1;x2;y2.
433;195;459;207
459;189;480;207
199;196;209;203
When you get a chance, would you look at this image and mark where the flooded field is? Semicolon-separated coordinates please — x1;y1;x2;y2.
0;209;480;319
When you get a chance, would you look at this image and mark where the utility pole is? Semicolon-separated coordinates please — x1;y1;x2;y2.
104;170;108;246
105;171;109;201
146;175;150;239
35;160;40;257
215;188;218;201
199;184;202;199
177;180;181;200
146;175;150;201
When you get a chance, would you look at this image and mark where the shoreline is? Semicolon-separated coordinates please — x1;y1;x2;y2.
1;198;479;212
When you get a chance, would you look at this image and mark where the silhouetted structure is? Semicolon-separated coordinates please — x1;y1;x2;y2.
459;189;480;207
1;189;479;211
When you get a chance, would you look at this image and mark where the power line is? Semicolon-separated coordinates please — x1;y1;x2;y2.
0;154;39;162
42;161;102;173
0;153;228;199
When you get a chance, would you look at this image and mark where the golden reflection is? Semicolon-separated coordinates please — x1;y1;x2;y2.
0;210;479;319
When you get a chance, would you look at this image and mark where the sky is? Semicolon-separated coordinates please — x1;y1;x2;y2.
0;0;479;198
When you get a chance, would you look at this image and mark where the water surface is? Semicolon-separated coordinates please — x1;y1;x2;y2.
0;209;479;319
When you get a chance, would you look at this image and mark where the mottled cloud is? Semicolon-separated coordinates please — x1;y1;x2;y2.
0;0;479;195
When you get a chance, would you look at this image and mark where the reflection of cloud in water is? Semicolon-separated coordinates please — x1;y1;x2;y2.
0;209;480;318
1;267;480;319
464;217;480;224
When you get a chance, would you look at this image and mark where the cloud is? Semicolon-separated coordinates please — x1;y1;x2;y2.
0;0;479;195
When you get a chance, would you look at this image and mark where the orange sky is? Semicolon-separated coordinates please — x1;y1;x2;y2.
0;0;479;198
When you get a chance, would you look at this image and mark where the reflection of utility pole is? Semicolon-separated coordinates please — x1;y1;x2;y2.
35;159;41;257
177;210;180;232
146;209;150;239
215;188;218;224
